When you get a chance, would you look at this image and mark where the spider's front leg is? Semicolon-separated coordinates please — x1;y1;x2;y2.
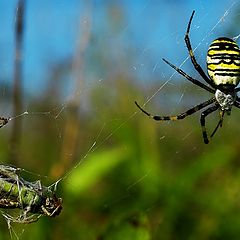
200;105;219;144
135;97;216;122
184;11;216;88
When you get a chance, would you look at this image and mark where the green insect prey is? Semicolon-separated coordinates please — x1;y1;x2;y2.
0;164;62;223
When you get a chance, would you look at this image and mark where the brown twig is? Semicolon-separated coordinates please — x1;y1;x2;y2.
10;0;25;164
50;4;92;178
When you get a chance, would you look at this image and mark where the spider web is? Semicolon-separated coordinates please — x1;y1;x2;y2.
1;1;240;239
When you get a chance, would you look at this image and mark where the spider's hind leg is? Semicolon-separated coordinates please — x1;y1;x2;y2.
200;105;219;144
210;110;225;138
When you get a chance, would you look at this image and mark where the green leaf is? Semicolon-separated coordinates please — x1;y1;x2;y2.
63;146;129;195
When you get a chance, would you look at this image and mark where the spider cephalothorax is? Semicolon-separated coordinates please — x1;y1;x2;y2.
136;11;240;144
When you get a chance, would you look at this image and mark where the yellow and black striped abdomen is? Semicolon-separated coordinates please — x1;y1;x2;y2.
207;37;240;86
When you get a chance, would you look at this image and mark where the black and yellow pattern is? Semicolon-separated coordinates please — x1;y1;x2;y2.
135;11;240;144
207;37;240;86
135;98;215;121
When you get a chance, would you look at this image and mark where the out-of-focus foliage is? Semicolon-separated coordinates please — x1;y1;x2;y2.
1;2;240;240
0;73;240;240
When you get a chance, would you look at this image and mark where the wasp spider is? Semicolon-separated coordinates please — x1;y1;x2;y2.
135;11;240;144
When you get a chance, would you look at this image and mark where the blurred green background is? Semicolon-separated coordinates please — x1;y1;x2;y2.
1;1;240;240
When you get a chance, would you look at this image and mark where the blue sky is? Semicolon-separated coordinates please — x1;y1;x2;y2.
0;1;239;94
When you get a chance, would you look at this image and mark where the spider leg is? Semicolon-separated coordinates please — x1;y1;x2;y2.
200;104;219;144
185;11;216;88
210;110;224;138
135;97;215;121
162;58;215;93
235;87;240;92
234;101;240;108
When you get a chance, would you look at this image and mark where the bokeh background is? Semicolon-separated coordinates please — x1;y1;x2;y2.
0;1;240;239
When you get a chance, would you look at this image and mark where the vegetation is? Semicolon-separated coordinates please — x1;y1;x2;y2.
0;76;239;239
1;1;240;239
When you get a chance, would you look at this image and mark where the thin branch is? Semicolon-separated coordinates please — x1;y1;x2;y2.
10;0;25;164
